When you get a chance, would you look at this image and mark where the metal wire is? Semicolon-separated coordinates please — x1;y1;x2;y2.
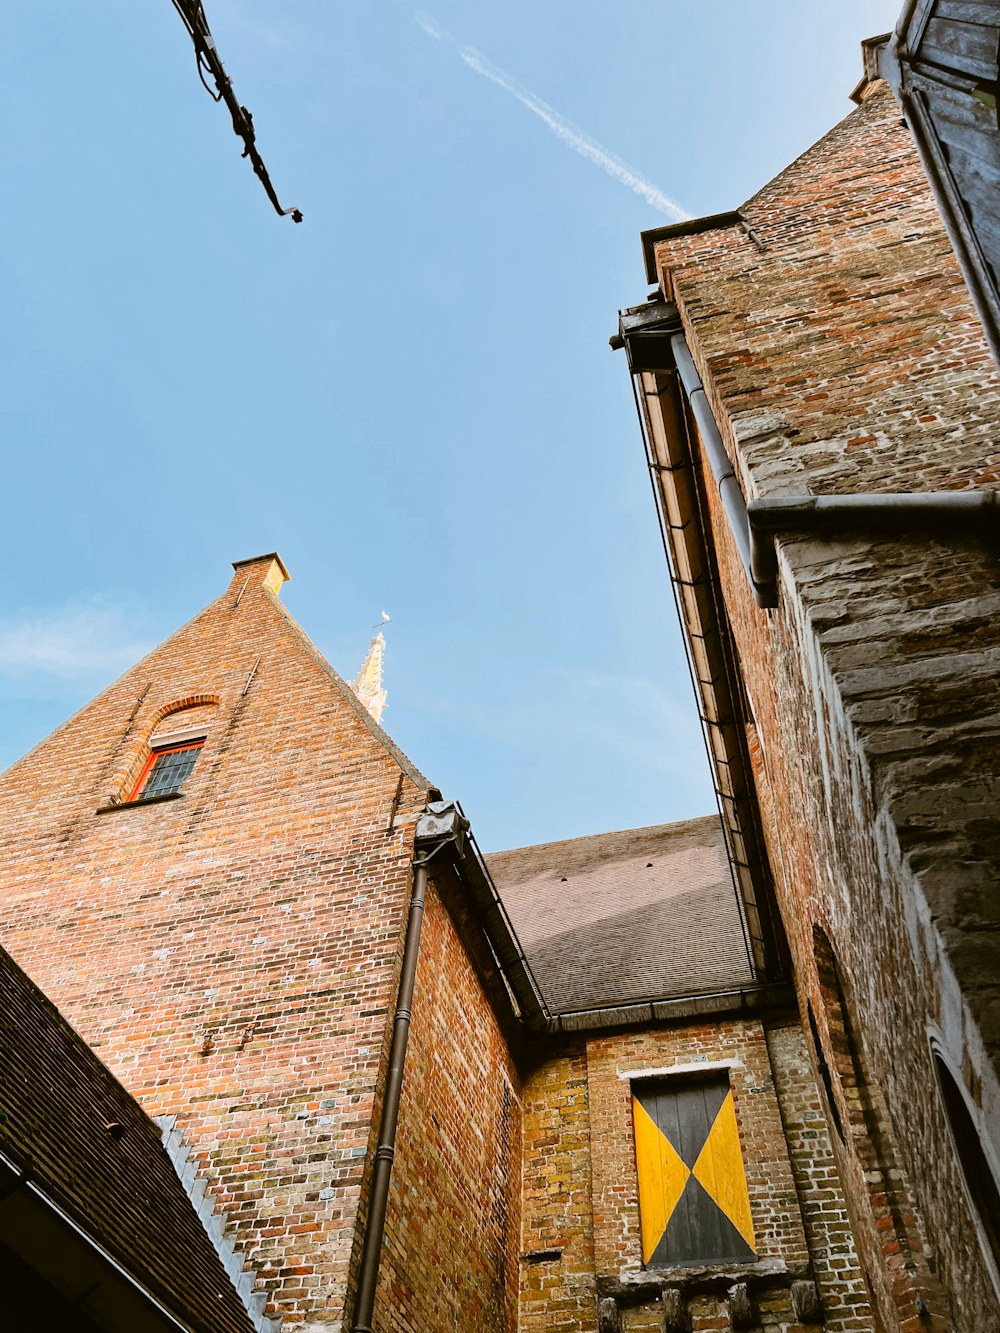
169;0;302;222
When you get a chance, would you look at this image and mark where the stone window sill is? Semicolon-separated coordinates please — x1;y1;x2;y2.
96;792;185;815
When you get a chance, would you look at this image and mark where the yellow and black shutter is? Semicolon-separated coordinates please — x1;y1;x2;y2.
632;1074;756;1268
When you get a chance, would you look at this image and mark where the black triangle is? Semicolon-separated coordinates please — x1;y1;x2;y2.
636;1079;733;1169
647;1171;755;1269
698;1079;730;1128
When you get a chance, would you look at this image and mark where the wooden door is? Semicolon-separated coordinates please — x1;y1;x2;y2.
632;1074;756;1268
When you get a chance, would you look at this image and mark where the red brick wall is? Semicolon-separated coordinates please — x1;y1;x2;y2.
0;557;431;1328
372;877;522;1332
649;82;1000;1329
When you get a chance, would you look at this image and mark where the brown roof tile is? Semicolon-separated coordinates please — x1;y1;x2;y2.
487;817;754;1014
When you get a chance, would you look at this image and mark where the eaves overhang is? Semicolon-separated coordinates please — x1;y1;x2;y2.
614;299;790;987
424;797;794;1043
541;983;796;1037
0;1152;196;1333
640;212;742;285
416;801;548;1035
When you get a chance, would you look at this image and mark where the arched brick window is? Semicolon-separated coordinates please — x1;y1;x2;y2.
931;1044;1000;1283
129;739;205;801
810;925;865;1141
807;997;845;1143
809;925;935;1331
125;699;219;803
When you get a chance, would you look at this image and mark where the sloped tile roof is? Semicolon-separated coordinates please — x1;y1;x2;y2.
487;816;754;1015
0;943;256;1333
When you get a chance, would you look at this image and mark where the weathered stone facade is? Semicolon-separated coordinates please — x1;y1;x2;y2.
627;73;1000;1332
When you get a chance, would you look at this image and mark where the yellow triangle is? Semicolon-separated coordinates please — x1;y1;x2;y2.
691;1090;756;1250
632;1096;691;1264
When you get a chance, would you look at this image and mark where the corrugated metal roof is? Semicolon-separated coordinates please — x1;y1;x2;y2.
487;817;754;1015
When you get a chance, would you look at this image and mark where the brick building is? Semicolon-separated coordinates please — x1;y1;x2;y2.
617;36;1000;1333
491;823;868;1333
7;30;1000;1331
0;552;870;1332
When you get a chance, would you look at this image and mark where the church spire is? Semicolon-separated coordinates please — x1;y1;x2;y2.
352;631;388;725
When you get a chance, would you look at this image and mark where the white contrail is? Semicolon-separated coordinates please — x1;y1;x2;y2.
416;12;690;222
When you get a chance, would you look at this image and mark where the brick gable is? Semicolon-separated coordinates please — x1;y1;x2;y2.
0;555;432;1327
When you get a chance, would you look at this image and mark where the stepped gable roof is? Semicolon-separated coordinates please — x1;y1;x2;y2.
0;943;256;1333
487;816;754;1016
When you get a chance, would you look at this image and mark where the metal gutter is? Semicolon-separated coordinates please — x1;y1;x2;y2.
671;332;755;582
349;801;545;1333
428;801;799;1039
616;292;1000;997
542;983;795;1036
416;802;791;1039
616;297;787;984
620;299;1000;612
0;1150;195;1333
428;801;548;1029
749;492;1000;596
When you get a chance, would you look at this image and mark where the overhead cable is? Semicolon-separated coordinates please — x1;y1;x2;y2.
169;0;302;222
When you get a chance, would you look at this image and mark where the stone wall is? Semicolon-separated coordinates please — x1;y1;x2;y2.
648;80;1000;1329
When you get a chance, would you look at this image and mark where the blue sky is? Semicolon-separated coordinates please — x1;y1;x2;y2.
0;1;901;849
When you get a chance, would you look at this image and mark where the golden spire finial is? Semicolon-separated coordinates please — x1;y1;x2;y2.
352;629;388;725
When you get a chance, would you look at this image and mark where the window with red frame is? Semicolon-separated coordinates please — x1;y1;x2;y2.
129;739;205;802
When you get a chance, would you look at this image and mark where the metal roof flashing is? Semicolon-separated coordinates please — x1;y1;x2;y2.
640;211;742;285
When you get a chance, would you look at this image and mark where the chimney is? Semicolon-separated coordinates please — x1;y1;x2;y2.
230;552;291;599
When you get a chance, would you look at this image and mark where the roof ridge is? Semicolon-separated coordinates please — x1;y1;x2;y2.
486;813;721;858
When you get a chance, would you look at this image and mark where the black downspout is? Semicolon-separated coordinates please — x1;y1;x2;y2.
670;331;756;581
348;797;543;1330
349;852;433;1333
